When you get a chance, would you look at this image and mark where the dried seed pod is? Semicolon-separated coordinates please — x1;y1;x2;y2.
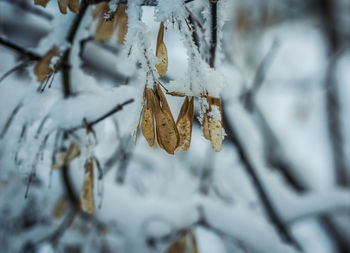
207;97;223;152
202;112;210;140
116;4;128;44
176;97;194;151
80;158;95;214
155;22;168;77
153;86;179;154
34;47;59;82
141;89;155;146
34;0;50;8
53;142;81;169
58;0;68;14
93;4;117;41
52;195;68;218
166;230;198;253
68;0;79;14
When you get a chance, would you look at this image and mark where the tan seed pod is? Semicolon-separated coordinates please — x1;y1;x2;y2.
166;230;198;253
152;88;179;154
53;142;81;169
34;0;50;8
202;112;210;140
176;97;194;151
94;18;116;41
141;89;155;147
116;3;128;44
68;0;79;14
155;22;168;77
34;47;59;82
155;83;171;112
80;158;95;214
208;97;223;152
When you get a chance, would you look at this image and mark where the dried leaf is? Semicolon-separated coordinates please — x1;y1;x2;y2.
155;22;168;77
68;0;79;14
116;3;128;44
34;0;50;7
208;97;223;152
176;97;194;151
52;195;68;218
58;0;68;14
80;158;95;214
34;47;59;82
166;230;198;253
153;87;179;154
142;89;155;146
53;143;81;169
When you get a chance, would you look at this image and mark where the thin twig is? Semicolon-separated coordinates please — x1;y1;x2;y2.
0;36;41;61
0;103;23;139
0;60;34;83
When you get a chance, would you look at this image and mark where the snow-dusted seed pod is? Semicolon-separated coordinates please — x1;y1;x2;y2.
34;0;50;8
34;47;59;82
207;96;223;152
80;157;95;214
141;88;155;147
176;96;194;152
155;22;168;77
93;3;117;41
52;142;81;169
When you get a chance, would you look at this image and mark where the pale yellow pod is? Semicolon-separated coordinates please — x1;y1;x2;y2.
141;89;155;147
176;97;194;151
155;22;168;77
34;47;59;82
80;158;95;214
68;0;80;14
116;4;128;44
34;0;50;8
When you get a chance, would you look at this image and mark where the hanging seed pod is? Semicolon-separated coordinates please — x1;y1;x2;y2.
202;112;210;140
141;88;155;147
52;142;81;169
58;0;79;14
52;195;68;219
176;96;194;151
153;85;179;154
166;230;198;253
155;22;168;77
34;0;50;8
34;47;59;82
207;96;223;152
115;3;128;44
80;158;95;214
93;3;117;41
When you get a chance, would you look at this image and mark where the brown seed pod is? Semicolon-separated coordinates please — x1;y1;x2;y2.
34;0;50;8
80;157;95;214
58;0;68;14
176;97;194;151
207;96;223;152
52;195;68;219
155;22;168;77
34;47;59;83
93;3;117;41
141;88;155;147
202;112;210;140
116;4;128;44
153;86;179;154
166;230;198;253
68;0;79;14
